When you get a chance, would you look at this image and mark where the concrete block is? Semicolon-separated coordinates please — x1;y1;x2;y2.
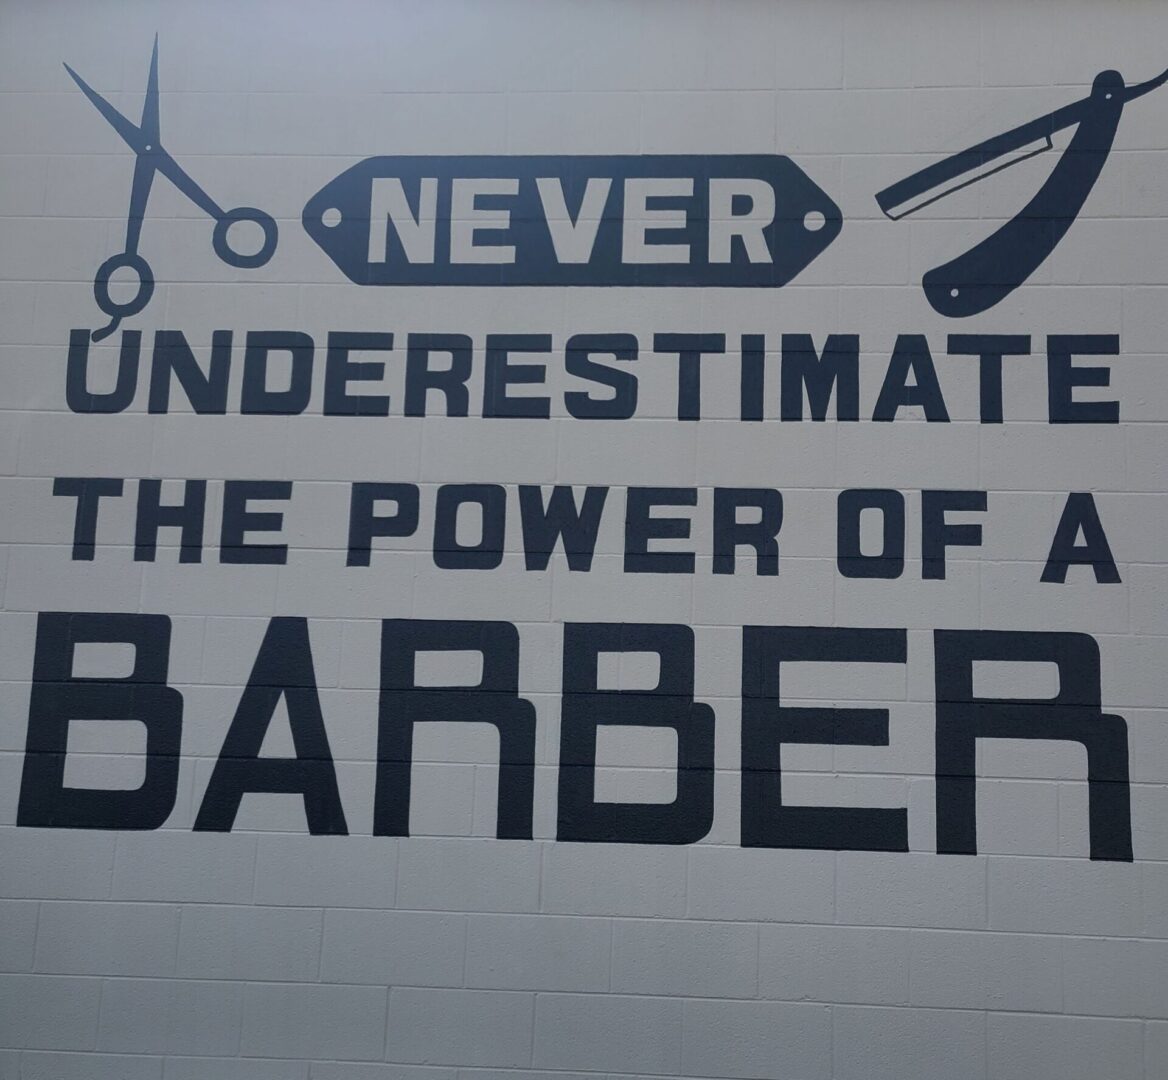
177;905;323;982
760;925;909;1006
252;835;396;908
321;910;466;987
0;828;115;900
35;902;179;977
396;838;540;914
533;993;681;1075
541;844;687;918
165;1057;308;1080
682;999;831;1079
837;854;987;929
611;918;757;998
986;1013;1144;1080
464;914;609;992
97;979;242;1056
833;1005;985;1080
241;984;388;1062
111;834;257;904
1147;1021;1168;1078
0;975;100;1050
1061;937;1168;1020
688;847;835;923
309;1065;454;1080
0;902;37;972
386;988;533;1068
988;857;1142;936
22;1050;162;1080
908;930;1062;1012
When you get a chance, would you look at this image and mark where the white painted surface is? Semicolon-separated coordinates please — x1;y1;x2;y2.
1;1;1166;1077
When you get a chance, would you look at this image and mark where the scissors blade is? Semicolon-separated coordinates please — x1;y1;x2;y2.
139;34;160;146
63;62;148;154
152;147;224;219
124;146;156;255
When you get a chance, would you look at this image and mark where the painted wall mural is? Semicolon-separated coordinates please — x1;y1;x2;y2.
1;3;1166;1078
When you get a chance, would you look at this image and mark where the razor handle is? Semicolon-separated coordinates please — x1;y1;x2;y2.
923;70;1125;318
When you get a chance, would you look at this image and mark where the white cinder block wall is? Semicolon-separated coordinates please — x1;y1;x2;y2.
2;1;1167;1078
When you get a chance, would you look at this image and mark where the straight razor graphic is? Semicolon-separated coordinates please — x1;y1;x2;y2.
877;65;1168;317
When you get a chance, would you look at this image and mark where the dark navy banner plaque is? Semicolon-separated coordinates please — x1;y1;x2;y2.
302;155;842;287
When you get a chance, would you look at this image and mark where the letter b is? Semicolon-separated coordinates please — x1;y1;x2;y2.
18;612;182;830
558;623;714;844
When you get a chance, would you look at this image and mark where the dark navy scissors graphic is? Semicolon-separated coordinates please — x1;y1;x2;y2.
877;65;1168;318
65;37;278;341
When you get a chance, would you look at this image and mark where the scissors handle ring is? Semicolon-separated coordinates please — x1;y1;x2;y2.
213;207;278;269
93;251;155;321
